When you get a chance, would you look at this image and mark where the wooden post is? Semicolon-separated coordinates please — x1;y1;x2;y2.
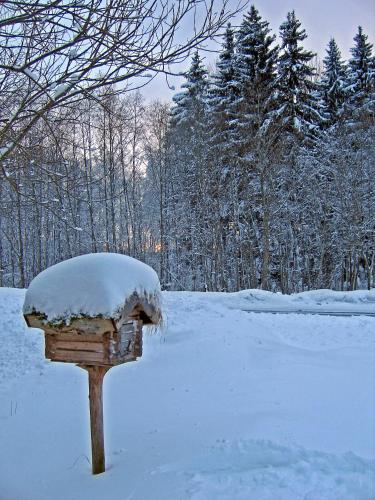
81;365;110;474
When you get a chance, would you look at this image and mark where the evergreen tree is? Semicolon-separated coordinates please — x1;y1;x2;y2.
320;38;347;125
235;5;279;135
276;11;321;140
230;6;281;290
171;50;208;127
168;52;212;290
207;23;239;155
212;23;237;99
206;24;238;196
346;26;375;113
205;24;242;291
170;50;209;183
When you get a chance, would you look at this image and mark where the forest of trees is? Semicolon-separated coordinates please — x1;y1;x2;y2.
1;5;375;293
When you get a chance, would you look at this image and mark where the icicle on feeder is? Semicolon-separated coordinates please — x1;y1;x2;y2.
23;253;162;475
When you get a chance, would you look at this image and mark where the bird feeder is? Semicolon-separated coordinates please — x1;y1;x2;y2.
23;253;161;475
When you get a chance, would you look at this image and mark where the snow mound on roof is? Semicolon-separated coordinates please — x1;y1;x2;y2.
23;253;161;323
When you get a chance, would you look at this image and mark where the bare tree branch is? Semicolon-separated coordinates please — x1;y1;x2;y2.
0;0;241;176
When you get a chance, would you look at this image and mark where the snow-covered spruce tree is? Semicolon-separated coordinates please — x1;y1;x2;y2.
205;24;241;291
231;5;281;290
346;26;375;117
171;51;208;128
301;39;348;287
207;23;239;159
235;4;279;135
272;11;322;291
319;38;348;126
167;52;212;290
276;11;321;142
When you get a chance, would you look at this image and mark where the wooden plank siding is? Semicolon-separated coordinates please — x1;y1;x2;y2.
26;313;144;367
45;333;110;365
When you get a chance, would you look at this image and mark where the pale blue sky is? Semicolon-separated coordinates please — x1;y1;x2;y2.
145;0;375;101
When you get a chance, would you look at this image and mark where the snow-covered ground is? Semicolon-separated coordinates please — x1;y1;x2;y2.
0;288;374;500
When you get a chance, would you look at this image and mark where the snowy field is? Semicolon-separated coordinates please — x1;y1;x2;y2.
1;287;375;500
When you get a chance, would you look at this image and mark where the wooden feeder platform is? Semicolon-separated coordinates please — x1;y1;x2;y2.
24;291;161;475
24;292;160;367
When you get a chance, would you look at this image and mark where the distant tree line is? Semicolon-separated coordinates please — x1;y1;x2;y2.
1;5;374;292
0;0;234;287
148;8;375;292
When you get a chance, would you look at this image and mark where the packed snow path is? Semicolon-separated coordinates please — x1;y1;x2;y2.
0;288;374;500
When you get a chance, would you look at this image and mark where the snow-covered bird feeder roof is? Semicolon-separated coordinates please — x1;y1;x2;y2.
23;253;162;327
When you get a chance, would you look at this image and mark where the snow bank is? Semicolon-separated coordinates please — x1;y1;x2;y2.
161;288;375;319
239;288;375;306
23;253;161;323
194;288;375;314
